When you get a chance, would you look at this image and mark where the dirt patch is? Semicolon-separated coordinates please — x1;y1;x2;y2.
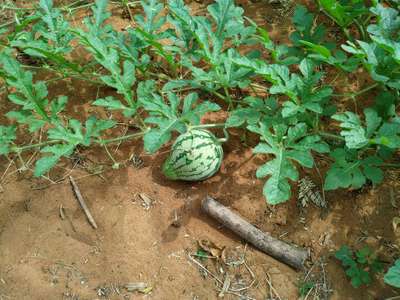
0;1;400;299
1;135;399;299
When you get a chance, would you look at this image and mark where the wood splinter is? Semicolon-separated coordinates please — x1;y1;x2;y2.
202;196;309;270
69;176;98;229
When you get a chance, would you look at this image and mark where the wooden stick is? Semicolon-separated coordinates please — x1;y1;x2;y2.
69;176;98;229
201;197;308;270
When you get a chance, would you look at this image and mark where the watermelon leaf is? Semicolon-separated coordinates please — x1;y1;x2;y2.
138;81;220;153
250;122;329;204
0;125;17;155
33;116;114;176
318;0;368;28
93;96;136;117
166;0;255;94
74;2;138;113
335;245;383;288
324;148;384;190
0;54;50;123
342;3;400;89
333;108;400;150
385;259;400;288
226;97;279;128
37;0;74;51
34;144;75;177
233;57;333;119
135;0;166;35
133;0;175;71
332;112;369;149
290;5;326;46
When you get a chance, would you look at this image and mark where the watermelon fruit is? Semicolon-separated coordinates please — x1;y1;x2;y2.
162;129;223;181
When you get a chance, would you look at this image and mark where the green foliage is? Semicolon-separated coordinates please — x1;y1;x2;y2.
250;22;295;65
250;123;329;204
343;3;400;90
318;0;368;28
335;245;383;288
290;5;326;47
134;0;176;71
324;149;383;190
166;0;255;93
384;259;400;288
333;108;400;149
0;53;50;127
135;0;166;35
37;0;74;51
234;57;334;122
138;81;220;153
226;96;279;128
85;0;112;36
0;125;16;155
0;0;399;205
325;104;399;191
0;46;115;176
289;4;360;71
35;116;115;176
298;280;315;298
300;40;360;72
10;0;78;71
74;1;138;115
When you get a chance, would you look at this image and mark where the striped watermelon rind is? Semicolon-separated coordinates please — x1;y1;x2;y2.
162;129;223;181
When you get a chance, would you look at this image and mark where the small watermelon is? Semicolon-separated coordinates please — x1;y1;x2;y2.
162;129;223;181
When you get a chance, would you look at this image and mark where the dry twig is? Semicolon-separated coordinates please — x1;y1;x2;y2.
59;204;66;220
265;272;282;300
187;253;224;286
69;176;98;229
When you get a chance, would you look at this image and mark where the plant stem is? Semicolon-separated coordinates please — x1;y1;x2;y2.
342;27;353;41
121;0;135;23
10;131;147;154
147;71;171;81
12;140;60;152
98;131;147;145
210;90;226;101
353;82;380;96
103;144;119;166
68;73;104;85
16;152;27;171
62;0;87;9
66;3;94;11
319;132;345;141
224;86;233;108
354;19;366;40
218;128;229;143
250;83;267;91
189;123;226;130
1;5;34;10
380;163;400;168
332;83;380;98
19;64;103;86
110;1;141;5
0;1;94;12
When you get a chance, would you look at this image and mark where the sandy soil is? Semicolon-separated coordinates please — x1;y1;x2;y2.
0;1;400;299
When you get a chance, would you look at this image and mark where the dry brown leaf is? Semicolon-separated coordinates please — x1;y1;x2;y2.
198;239;224;258
393;217;400;232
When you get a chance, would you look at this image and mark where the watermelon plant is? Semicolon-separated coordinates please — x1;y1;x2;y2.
0;0;399;205
335;245;383;288
318;0;370;39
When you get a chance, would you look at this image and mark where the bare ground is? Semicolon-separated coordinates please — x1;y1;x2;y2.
0;1;400;299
